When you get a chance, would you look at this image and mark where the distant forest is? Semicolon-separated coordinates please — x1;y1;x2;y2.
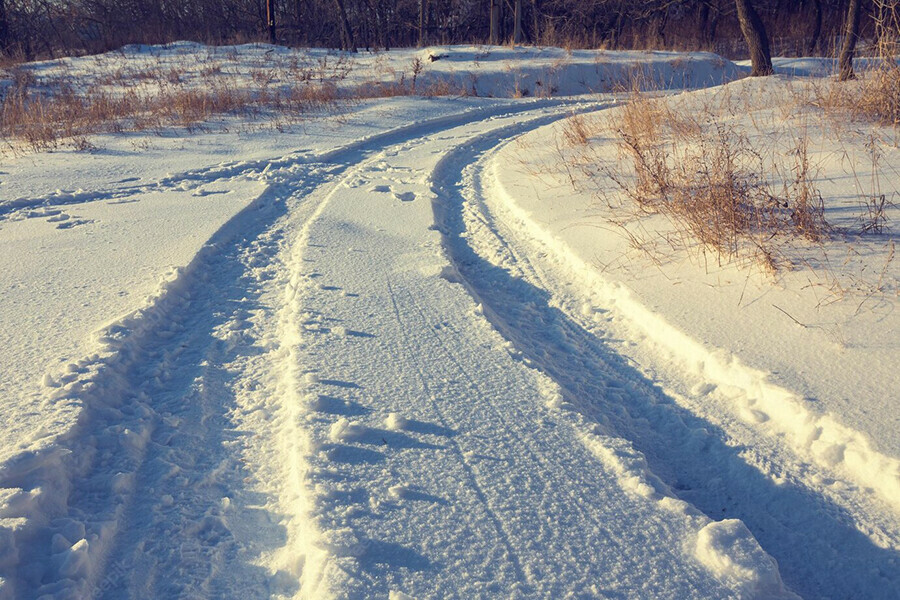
0;0;888;61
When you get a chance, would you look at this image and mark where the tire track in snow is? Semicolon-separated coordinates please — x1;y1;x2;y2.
385;278;528;586
0;100;592;599
0;177;313;599
429;117;900;598
283;106;790;598
398;281;614;568
0;99;580;226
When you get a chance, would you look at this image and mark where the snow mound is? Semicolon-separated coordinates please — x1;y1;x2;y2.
695;520;796;599
315;527;365;558
328;418;367;442
383;413;408;431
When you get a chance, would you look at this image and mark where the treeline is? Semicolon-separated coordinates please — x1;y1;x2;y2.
0;0;884;60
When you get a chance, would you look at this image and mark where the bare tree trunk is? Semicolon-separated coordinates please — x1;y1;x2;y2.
266;0;276;44
334;0;356;52
838;0;862;80
807;0;822;55
698;2;711;48
418;0;425;47
513;0;522;44
0;0;8;54
490;0;501;45
532;0;540;44
362;0;375;50
375;0;388;50
734;0;774;76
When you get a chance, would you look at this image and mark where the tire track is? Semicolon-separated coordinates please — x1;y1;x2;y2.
286;105;774;598
429;115;900;599
0;101;586;599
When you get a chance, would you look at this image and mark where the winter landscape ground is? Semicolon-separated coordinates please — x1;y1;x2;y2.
0;43;898;599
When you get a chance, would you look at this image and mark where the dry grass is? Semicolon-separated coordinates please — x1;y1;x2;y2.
0;73;341;152
812;2;900;128
599;90;830;273
854;64;900;128
861;1;900;127
548;76;898;303
0;50;360;153
814;64;900;129
561;112;593;146
0;49;488;153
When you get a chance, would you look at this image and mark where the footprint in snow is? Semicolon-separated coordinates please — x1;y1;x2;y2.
191;189;229;197
56;218;94;229
367;183;414;201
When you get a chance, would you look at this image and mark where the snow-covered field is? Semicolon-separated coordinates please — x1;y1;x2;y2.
0;43;897;599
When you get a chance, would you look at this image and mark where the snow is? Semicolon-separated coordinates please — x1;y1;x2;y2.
695;520;792;599
491;76;900;476
14;41;744;102
480;77;900;597
0;41;897;598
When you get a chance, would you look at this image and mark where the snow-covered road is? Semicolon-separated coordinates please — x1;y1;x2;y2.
1;97;898;599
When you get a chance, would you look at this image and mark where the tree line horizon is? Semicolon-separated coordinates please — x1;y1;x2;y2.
0;0;892;77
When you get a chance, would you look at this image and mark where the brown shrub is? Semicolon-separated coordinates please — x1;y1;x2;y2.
608;91;828;271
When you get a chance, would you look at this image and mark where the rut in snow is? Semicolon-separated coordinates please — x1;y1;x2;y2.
0;100;584;599
269;106;770;599
429;120;900;600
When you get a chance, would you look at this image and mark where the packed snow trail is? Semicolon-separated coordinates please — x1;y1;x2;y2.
429;118;900;599
3;97;895;598
265;108;794;598
0;102;610;599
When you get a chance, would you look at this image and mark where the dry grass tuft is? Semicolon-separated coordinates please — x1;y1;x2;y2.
605;91;829;272
813;1;900;128
561;112;594;146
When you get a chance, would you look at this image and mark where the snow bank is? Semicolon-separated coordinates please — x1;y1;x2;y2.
409;46;744;96
485;102;900;515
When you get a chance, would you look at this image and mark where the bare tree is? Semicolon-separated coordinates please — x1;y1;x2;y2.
734;0;774;76
490;0;501;44
2;0;876;63
514;0;522;44
418;0;426;47
838;0;862;80
334;0;356;51
0;0;8;54
266;0;276;44
806;0;823;55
